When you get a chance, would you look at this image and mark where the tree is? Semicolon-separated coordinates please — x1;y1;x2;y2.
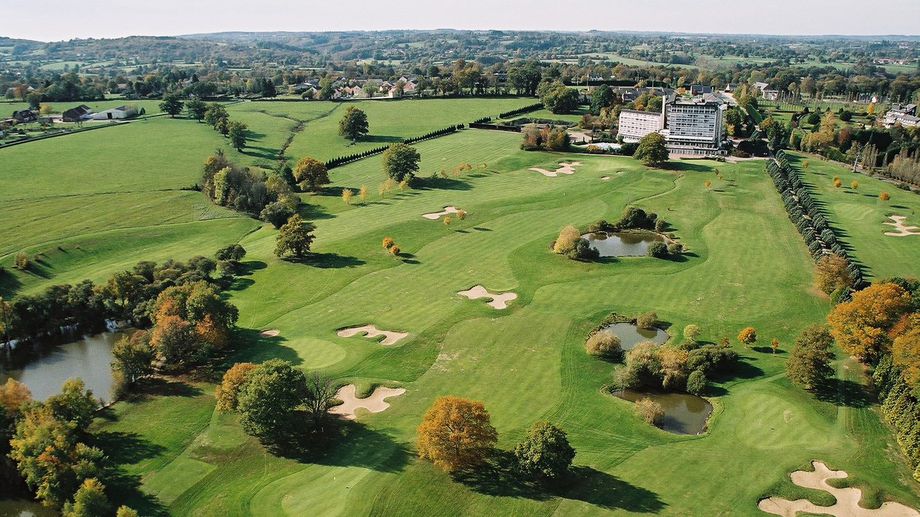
417;396;498;472
359;185;368;204
585;330;622;361
814;254;854;295
304;372;336;429
540;82;579;114
647;241;668;259
851;180;859;190
62;478;110;517
236;359;309;443
293;157;330;192
880;192;891;201
10;406;104;509
513;421;575;482
342;188;354;205
275;214;316;259
590;84;613;115
636;312;658;330
149;315;201;370
634;133;669;167
46;379;97;428
635;398;664;425
112;331;153;385
116;506;139;517
771;338;780;354
683;324;701;345
686;370;707;395
159;94;184;118
382;143;421;183
828;283;912;363
204;103;229;131
185;99;207;121
786;325;835;391
260;201;295;229
553;225;582;255
338;106;369;141
737;327;757;347
0;378;31;414
893;319;920;390
215;362;257;412
228;121;248;151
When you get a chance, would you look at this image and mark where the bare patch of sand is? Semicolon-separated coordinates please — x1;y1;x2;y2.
457;285;518;310
884;215;920;237
601;176;611;181
423;206;463;220
259;329;280;338
758;461;919;517
329;384;406;420
529;161;582;177
336;325;408;346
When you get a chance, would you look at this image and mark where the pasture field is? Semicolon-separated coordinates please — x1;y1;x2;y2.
787;152;920;280
2;98;919;516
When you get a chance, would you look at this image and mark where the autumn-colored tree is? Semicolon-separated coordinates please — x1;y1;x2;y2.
389;245;401;256
62;478;110;517
293;157;330;192
683;324;701;344
635;398;664;425
828;283;912;363
382;237;395;249
704;180;712;190
833;178;843;188
215;362;257;412
771;338;780;354
814;254;854;294
892;316;920;389
342;188;354;205
636;312;658;330
456;210;467;220
738;327;757;346
0;378;32;414
851;180;859;190
659;347;690;391
359;185;368;204
585;330;622;360
150;315;201;369
443;215;452;226
803;160;810;170
880;192;890;201
417;396;498;472
553;225;581;255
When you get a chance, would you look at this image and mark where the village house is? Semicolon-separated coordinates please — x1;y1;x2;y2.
62;104;93;122
91;105;138;120
11;109;37;123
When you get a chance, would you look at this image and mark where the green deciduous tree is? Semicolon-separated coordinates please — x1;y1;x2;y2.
293;157;330;192
338;106;369;141
513;421;575;483
62;478;110;517
382;143;421;183
227;121;248;151
45;379;97;428
275;214;316;259
159;94;184;118
236;359;309;444
185;99;207;121
786;325;836;391
634;133;669;167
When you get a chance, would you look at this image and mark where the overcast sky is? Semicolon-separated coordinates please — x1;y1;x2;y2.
4;0;919;41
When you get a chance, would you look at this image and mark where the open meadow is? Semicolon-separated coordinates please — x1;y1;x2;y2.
2;98;919;516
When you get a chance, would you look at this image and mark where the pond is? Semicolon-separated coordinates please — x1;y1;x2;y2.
601;322;669;350
0;331;123;402
614;389;713;435
581;231;663;258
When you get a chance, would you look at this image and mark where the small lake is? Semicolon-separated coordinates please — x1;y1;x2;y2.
614;390;713;435
0;332;123;402
601;322;669;350
581;232;662;257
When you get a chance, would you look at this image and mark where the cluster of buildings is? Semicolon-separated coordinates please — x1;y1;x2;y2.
1;104;137;131
293;76;420;99
617;93;728;156
883;103;919;129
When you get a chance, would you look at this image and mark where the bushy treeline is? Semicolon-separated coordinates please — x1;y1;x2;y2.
201;151;300;219
767;150;864;293
498;103;543;119
324;125;462;170
886;149;920;187
876;356;920;481
1;248;244;353
521;124;569;151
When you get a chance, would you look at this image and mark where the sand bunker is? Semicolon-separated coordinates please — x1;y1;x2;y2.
423;206;463;220
529;161;582;177
758;461;919;517
336;325;408;346
329;384;406;420
259;329;280;338
457;285;518;310
601;176;611;181
884;215;920;237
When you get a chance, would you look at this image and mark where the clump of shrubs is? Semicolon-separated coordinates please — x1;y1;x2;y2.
635;398;664;425
585;330;623;361
614;341;738;395
553;226;600;261
14;252;30;271
636;311;658;330
521;124;570;152
647;241;669;259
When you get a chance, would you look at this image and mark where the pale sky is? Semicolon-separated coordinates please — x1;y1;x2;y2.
4;0;919;41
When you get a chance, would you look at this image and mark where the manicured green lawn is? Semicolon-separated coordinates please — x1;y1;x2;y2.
3;100;918;515
787;152;920;280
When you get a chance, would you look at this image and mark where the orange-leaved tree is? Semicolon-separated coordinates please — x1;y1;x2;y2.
417;396;497;472
737;327;757;347
215;362;258;412
828;283;912;363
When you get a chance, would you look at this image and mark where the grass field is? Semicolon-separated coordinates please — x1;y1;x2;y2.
2;98;920;515
787;152;920;280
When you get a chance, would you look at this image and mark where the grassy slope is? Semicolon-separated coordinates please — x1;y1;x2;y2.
82;131;920;515
787;152;920;280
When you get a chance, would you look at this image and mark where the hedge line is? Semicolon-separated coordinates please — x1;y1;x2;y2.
767;149;865;291
325;124;463;169
498;103;543;119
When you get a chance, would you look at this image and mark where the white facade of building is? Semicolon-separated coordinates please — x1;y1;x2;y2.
663;97;726;156
617;109;663;143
